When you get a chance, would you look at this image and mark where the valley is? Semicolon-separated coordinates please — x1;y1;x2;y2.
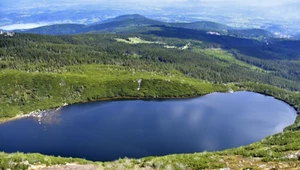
0;14;300;170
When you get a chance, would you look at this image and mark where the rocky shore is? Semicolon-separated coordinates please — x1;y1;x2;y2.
0;103;68;124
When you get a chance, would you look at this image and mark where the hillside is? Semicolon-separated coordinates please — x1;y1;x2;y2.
16;14;274;39
1;33;300;91
12;14;299;62
227;29;274;38
169;21;232;31
20;14;165;35
21;24;86;35
92;14;163;25
145;25;300;60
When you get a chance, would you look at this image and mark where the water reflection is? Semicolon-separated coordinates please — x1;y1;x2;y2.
0;92;297;161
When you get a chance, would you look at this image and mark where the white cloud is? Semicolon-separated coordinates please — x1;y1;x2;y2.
0;23;50;30
190;0;296;6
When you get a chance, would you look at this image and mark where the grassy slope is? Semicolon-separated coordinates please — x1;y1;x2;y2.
0;64;228;120
115;37;158;44
114;36;267;72
193;48;267;72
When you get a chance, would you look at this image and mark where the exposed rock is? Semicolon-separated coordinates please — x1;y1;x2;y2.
284;152;299;159
137;79;142;91
30;163;100;170
220;168;230;170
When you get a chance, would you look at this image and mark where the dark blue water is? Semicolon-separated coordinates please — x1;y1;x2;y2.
0;92;297;161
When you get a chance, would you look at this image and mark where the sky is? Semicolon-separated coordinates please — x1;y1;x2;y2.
1;0;299;9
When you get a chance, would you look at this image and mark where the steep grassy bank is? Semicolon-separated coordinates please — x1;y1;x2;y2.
2;33;300;91
0;64;228;121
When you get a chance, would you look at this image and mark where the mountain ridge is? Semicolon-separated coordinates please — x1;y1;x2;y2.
92;14;152;24
17;14;275;39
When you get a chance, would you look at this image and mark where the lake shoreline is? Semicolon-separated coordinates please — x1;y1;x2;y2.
0;89;299;168
1;91;296;162
1;89;299;125
0;114;27;124
0;92;217;124
0;104;67;124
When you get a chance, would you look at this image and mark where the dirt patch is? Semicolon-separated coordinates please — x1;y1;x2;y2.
30;163;101;170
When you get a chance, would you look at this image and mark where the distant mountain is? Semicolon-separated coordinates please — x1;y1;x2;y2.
260;24;286;34
93;16;232;32
84;14;164;33
144;25;300;60
168;22;274;38
15;14;274;39
294;34;300;40
228;29;274;38
20;24;85;35
18;14;165;35
93;14;162;25
170;21;232;32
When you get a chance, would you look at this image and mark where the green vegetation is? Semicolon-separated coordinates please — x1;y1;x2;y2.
21;24;85;35
1;33;300;91
147;25;300;61
0;28;300;169
169;20;231;32
0;152;93;169
115;37;158;44
193;48;266;72
0;64;228;119
227;29;274;39
2;32;300;119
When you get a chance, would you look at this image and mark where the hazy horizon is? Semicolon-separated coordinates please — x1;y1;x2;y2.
1;0;300;32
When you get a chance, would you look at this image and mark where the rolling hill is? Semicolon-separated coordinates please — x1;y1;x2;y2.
17;14;274;39
143;25;299;60
92;14;163;25
20;14;165;35
169;21;232;31
21;24;86;35
227;28;274;38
